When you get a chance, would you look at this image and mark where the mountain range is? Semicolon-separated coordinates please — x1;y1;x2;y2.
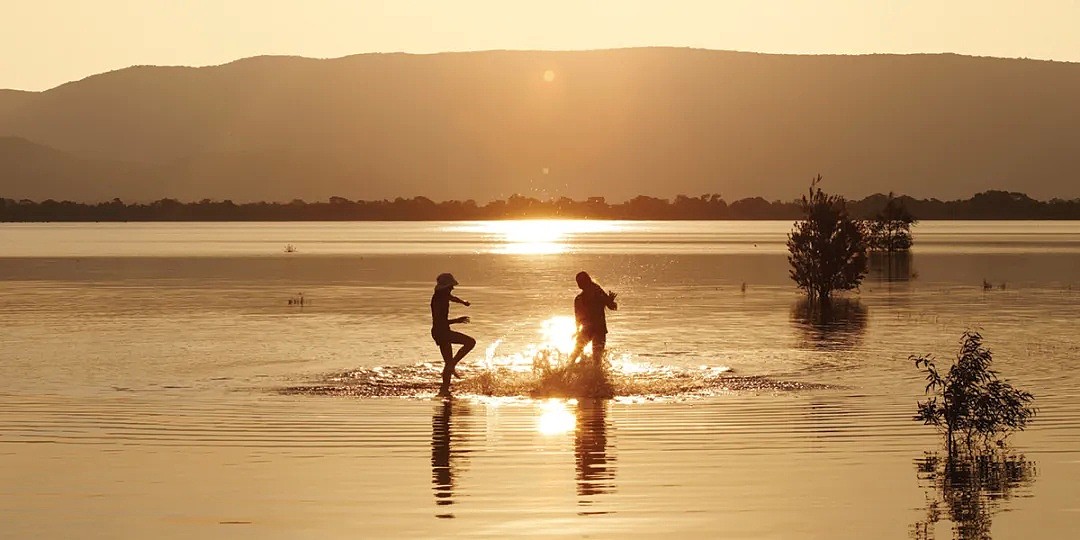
2;48;1079;203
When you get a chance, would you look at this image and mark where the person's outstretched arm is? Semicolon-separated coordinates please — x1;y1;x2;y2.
606;290;618;311
449;294;471;307
450;316;471;325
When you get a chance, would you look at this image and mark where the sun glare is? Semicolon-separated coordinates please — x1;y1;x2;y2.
447;220;621;255
543;69;556;82
480;316;585;373
501;220;563;245
537;399;576;435
540;315;580;355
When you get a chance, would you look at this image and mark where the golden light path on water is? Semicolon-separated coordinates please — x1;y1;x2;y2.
446;220;624;254
536;399;577;435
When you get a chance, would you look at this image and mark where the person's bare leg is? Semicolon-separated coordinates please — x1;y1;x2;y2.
449;333;475;379
444;330;479;378
567;334;589;365
592;334;607;367
438;342;455;396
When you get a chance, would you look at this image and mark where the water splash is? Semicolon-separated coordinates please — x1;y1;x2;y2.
280;354;832;400
281;316;833;399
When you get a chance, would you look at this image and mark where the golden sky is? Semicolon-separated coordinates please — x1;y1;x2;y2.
4;0;1079;91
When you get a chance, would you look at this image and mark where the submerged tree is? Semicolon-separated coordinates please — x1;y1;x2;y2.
913;331;1036;452
787;175;868;302
865;192;917;252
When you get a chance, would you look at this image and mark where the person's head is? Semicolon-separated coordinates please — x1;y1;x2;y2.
435;273;459;292
575;271;593;290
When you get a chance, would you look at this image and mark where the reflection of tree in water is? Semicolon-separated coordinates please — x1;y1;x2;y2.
575;399;616;511
869;252;915;283
431;400;471;518
790;297;868;350
911;450;1036;540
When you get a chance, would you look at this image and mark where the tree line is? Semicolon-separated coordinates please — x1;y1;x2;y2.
1;190;1078;222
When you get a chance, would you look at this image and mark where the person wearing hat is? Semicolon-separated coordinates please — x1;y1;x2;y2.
566;271;618;366
431;273;475;396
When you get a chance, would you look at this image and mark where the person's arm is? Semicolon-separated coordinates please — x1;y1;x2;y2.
606;290;618;311
450;316;471;325
449;294;471;307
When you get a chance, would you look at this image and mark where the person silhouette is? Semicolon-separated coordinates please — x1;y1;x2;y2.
566;271;618;366
431;273;475;396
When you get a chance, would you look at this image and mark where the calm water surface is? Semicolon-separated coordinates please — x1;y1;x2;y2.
1;221;1078;539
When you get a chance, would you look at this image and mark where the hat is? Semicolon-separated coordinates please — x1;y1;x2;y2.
435;273;459;291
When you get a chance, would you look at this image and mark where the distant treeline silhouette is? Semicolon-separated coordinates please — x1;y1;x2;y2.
2;191;1078;222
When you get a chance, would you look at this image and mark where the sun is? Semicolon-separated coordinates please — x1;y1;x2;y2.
543;69;556;82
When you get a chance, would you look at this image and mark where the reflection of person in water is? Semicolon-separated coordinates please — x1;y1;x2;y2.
575;399;615;504
431;273;475;396
567;272;618;365
431;400;470;517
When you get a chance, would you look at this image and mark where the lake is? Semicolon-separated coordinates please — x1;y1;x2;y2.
1;221;1078;539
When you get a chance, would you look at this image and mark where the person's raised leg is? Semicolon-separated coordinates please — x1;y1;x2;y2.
453;335;476;362
448;333;476;378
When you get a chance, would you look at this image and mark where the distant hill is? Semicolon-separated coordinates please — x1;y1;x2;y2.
2;48;1080;203
0;137;150;201
0;90;36;118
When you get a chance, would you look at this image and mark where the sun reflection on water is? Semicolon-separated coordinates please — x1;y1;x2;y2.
483;316;589;373
540;315;579;355
446;220;623;254
537;399;577;435
434;315;736;399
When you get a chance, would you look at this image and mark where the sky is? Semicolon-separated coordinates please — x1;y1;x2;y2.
3;0;1080;91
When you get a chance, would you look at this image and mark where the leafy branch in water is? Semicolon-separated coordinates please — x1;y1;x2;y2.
913;331;1036;452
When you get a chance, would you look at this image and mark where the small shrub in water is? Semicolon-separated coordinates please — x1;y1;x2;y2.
913;331;1036;451
787;175;868;302
864;192;917;253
